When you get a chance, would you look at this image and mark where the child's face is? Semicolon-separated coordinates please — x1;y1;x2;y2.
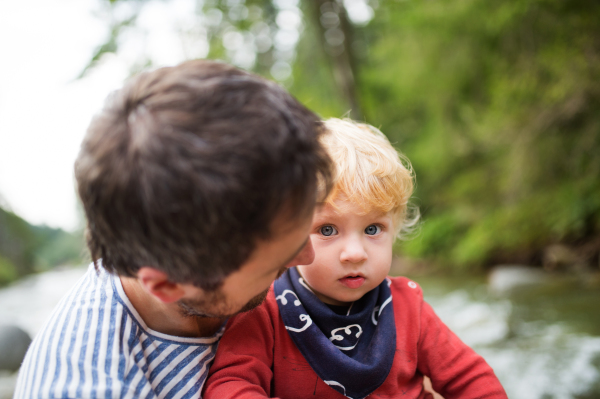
296;198;394;306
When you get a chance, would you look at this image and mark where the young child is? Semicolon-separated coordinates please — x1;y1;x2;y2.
203;119;507;399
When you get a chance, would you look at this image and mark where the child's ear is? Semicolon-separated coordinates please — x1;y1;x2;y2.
137;267;186;303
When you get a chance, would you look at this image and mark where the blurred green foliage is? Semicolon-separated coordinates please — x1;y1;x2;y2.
377;0;598;269
88;0;600;271
0;207;85;286
287;0;600;270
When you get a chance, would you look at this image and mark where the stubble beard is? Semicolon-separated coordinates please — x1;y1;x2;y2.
177;285;270;319
236;266;289;312
177;266;288;319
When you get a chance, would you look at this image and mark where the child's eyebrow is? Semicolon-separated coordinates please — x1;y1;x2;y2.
313;208;341;219
312;214;338;223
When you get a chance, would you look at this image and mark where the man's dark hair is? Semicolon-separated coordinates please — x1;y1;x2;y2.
75;60;332;290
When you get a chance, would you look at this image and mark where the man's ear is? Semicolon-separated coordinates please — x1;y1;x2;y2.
137;267;186;304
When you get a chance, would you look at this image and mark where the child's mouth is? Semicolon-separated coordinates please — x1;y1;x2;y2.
339;276;365;289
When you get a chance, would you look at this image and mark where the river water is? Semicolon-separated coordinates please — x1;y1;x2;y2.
0;266;599;398
415;273;600;399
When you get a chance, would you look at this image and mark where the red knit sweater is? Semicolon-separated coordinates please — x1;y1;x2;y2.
204;276;507;399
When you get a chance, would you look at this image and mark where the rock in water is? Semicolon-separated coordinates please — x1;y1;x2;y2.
0;325;32;371
488;265;548;295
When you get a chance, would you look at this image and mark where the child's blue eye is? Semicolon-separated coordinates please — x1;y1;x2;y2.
320;225;337;236
365;225;381;235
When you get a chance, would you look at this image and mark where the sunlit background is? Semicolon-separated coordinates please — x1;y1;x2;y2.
0;0;599;398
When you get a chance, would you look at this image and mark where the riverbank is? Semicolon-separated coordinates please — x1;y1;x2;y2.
402;267;600;399
0;265;87;399
1;263;599;398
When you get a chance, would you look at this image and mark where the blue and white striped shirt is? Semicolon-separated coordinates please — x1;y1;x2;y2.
14;264;223;399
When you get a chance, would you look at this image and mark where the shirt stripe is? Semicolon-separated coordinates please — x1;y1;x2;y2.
14;264;223;399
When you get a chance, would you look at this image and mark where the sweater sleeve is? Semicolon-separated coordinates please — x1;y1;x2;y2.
416;299;508;399
203;294;279;399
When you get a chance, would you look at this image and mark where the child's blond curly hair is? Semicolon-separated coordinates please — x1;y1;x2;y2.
321;118;419;238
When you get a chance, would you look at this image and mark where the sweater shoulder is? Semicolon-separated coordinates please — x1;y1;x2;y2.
388;275;424;305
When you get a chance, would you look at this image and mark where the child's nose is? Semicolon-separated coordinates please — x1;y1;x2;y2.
340;236;368;264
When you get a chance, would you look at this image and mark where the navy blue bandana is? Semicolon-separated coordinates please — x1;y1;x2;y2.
274;267;396;399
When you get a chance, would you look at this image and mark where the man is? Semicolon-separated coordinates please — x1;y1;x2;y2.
14;60;332;399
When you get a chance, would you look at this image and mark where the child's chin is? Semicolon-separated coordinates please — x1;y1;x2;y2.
332;293;362;305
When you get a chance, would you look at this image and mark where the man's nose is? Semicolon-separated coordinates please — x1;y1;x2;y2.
340;236;368;264
285;238;315;268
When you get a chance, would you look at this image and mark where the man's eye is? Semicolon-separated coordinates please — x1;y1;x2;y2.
320;225;337;236
365;225;382;235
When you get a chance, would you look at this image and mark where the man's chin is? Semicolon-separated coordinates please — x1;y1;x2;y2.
236;268;286;314
238;286;270;313
178;286;270;319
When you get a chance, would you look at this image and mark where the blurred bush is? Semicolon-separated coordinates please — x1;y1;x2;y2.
87;0;600;271
348;0;600;269
0;207;85;285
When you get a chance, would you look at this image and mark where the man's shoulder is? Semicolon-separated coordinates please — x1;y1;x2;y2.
13;264;125;398
52;263;119;316
14;263;220;399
